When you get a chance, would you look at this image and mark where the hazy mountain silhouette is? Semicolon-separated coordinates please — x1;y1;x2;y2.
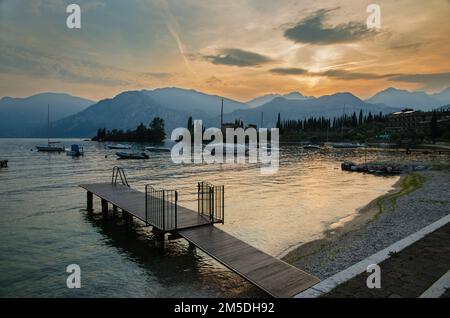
432;87;450;105
246;91;311;108
219;92;399;128
365;87;450;111
142;87;248;116
51;90;201;138
0;93;93;137
4;86;449;138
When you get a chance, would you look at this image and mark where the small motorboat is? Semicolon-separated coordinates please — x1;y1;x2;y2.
302;144;321;150
145;146;171;152
116;152;149;159
66;144;84;157
107;144;131;150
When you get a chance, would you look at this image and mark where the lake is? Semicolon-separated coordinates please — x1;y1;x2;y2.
0;138;407;297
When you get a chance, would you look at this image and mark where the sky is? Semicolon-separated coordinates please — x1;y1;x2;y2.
1;0;449;102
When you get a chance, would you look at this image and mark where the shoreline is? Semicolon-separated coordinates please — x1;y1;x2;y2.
285;167;449;279
281;175;404;263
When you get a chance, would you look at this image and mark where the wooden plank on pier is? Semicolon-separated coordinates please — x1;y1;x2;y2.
179;225;320;298
79;183;211;230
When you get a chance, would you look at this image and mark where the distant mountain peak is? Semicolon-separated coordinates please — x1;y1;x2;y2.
366;87;448;111
246;91;310;108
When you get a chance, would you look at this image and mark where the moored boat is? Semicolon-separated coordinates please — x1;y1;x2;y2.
36;104;65;152
36;142;65;152
332;142;365;149
116;152;149;159
302;144;321;150
145;146;171;152
66;144;84;157
107;144;131;150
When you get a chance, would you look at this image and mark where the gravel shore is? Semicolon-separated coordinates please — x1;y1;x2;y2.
286;169;450;279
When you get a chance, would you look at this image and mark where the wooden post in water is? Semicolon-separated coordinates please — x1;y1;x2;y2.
153;228;165;250
122;210;132;227
113;205;118;213
188;242;196;253
101;199;108;217
87;191;93;214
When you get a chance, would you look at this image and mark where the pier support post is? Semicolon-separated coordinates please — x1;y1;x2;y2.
122;210;132;227
87;192;93;214
101;199;108;217
188;242;196;253
153;229;165;250
113;205;118;213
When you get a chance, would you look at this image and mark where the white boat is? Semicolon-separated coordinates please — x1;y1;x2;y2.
303;144;321;150
66;144;84;157
145;146;171;152
107;144;131;150
331;142;365;149
36;104;65;152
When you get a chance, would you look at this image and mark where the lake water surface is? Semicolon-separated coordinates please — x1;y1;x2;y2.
0;139;406;297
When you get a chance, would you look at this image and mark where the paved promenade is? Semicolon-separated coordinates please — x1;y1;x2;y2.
324;222;450;298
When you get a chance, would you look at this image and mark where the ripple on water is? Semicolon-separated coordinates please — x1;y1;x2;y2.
3;139;445;297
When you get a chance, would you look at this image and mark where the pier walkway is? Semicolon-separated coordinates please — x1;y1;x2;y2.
79;167;319;298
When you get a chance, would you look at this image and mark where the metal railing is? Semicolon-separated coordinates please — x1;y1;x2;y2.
112;166;129;187
145;185;178;231
198;181;224;224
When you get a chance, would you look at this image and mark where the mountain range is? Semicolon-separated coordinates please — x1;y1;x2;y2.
365;87;450;111
222;92;399;128
0;93;93;137
0;87;449;138
246;92;311;108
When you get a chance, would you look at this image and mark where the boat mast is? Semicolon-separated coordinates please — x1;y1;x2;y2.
47;104;50;145
220;98;224;129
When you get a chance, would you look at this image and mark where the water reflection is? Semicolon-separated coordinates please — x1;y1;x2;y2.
1;138;448;297
82;211;265;297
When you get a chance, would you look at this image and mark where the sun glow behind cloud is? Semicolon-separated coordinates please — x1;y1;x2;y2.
0;0;449;101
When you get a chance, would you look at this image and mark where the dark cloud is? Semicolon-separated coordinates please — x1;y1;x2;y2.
284;9;375;45
270;67;396;80
389;72;450;90
203;48;274;67
270;67;308;75
269;64;450;90
319;69;399;80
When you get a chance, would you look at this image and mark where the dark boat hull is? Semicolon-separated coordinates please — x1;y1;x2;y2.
36;146;65;152
116;152;149;159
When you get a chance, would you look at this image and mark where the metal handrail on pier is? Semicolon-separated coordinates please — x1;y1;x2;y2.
112;166;129;187
145;185;178;231
198;181;225;224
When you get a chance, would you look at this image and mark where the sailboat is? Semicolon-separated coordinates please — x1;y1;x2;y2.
36;104;65;152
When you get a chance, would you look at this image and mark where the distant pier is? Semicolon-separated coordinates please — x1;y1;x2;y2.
79;167;319;298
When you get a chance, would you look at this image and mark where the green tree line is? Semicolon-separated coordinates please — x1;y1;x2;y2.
93;117;166;143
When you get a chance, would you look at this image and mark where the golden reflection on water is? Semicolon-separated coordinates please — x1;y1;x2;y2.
2;139;448;297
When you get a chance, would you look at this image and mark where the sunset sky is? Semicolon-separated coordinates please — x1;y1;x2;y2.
1;0;449;102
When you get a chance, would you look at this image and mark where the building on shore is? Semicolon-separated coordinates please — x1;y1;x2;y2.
386;108;450;132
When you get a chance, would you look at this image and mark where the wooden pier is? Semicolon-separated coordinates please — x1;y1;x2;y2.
79;167;319;298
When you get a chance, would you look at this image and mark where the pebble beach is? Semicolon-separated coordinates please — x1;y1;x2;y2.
286;168;450;279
